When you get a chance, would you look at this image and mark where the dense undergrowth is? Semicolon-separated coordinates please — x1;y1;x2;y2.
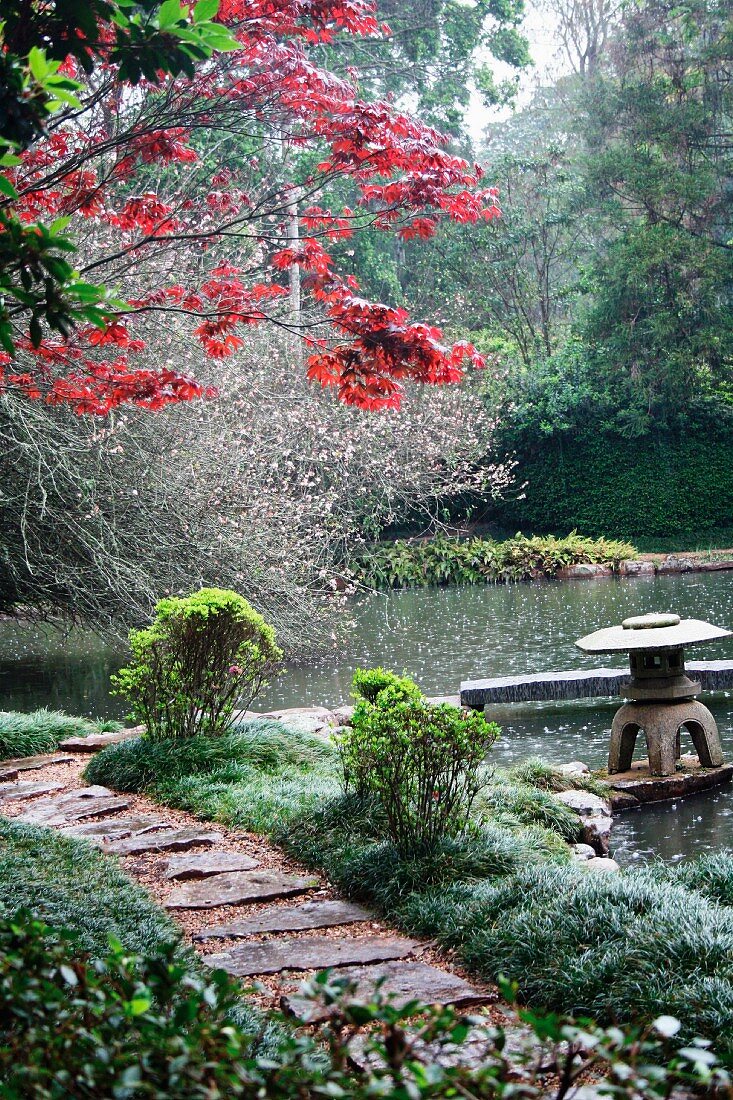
0;709;119;762
5;913;724;1100
352;532;637;589
88;720;733;1054
17;722;727;1096
9;721;728;1096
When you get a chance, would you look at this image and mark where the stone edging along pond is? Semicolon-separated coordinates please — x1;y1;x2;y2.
561;553;733;580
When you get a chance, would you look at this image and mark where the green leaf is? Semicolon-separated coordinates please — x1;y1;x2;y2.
0;321;15;356
0;176;19;200
193;0;220;22
69;280;106;303
49;216;72;236
46;89;84;110
27;47;50;82
158;0;185;26
197;23;237;49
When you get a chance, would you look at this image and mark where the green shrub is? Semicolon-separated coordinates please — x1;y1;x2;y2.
85;719;331;792
111;588;282;740
0;708;102;762
351;666;421;703
495;424;733;538
0;913;258;1099
2;913;723;1100
339;673;500;853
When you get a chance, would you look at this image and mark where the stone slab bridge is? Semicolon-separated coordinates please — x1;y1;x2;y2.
460;660;733;708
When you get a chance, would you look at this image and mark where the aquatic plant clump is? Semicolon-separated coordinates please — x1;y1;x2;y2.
353;532;637;588
111;588;282;740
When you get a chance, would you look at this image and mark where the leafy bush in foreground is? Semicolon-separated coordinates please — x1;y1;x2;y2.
0;708;102;761
0;914;255;1099
339;671;500;853
112;588;282;740
0;912;729;1099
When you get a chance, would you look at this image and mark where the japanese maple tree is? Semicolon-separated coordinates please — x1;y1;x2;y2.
0;0;501;413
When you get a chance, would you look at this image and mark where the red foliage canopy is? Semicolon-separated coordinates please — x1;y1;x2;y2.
2;0;500;413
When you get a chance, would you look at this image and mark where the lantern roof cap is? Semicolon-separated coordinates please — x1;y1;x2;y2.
576;614;732;653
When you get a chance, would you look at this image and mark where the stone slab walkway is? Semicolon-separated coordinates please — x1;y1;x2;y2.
208;933;420;976
196;899;373;940
0;745;500;1027
165;869;320;909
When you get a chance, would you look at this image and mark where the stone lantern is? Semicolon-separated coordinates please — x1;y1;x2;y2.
576;613;731;777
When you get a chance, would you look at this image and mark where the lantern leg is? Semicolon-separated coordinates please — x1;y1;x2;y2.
609;706;641;773
645;711;678;776
681;703;724;768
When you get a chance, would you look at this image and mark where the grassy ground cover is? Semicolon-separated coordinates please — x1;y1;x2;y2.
87;721;733;1055
0;708;119;761
0;817;188;958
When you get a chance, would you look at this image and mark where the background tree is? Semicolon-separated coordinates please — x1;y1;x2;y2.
0;328;510;647
1;0;515;414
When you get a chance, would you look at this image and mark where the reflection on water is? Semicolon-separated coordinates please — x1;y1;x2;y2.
611;784;733;866
2;571;733;862
0;620;126;719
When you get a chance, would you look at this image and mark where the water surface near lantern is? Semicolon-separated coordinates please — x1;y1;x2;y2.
2;571;733;863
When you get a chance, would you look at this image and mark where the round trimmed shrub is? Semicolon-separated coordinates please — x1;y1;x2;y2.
111;588;282;740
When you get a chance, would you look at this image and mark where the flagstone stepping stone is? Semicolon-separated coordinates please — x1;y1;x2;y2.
165;851;259;880
58;729;140;753
61;814;174;841
109;827;224;856
0;754;74;781
0;780;65;801
16;786;130;826
283;960;490;1021
206;934;420;977
165;870;319;909
196;899;373;940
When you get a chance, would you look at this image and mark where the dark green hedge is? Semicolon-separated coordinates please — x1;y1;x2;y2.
496;427;733;538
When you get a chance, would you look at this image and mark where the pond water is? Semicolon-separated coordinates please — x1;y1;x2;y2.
2;570;733;863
